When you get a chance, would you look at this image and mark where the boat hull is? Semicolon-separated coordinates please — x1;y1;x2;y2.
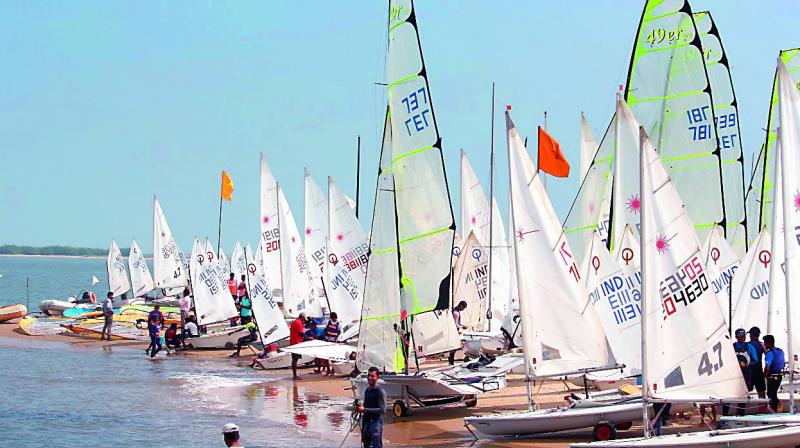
0;304;27;322
465;402;647;437
187;328;243;349
570;424;800;447
254;352;314;370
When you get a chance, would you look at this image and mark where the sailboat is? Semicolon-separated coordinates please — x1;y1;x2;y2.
570;125;800;447
351;0;518;417
152;196;189;294
465;108;633;439
184;238;242;349
259;153;284;303
107;240;131;300
128;239;154;299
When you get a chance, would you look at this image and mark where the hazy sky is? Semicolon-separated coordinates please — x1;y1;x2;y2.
0;1;796;251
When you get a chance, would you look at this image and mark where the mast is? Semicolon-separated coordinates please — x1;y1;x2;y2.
778;127;795;413
638;126;650;438
487;82;495;332
275;182;286;314
356;135;361;219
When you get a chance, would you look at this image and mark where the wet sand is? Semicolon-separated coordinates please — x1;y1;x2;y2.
0;320;705;447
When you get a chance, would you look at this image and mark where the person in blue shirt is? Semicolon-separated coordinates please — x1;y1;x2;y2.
747;327;767;403
763;334;785;412
356;367;386;448
725;328;759;416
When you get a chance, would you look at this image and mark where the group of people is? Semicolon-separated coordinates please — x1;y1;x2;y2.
732;326;786;414
287;311;343;379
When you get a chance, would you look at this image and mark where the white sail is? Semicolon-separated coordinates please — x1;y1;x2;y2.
507;110;609;377
774;59;800;363
244;244;290;345
388;0;455;317
451;232;463;268
731;228;772;333
582;232;641;376
460;150;511;332
259;153;283;294
304;169;329;296
152;196;189;289
230;241;247;280
251;242;265;279
106;240;131;297
278;185;321;317
355;111;404;373
451;231;489;331
610;96;645;252
580;112;599;181
700;224;741;325
503;203;522;347
189;238;238;325
326;177;369;326
614;224;641;273
639;128;746;400
128;239;154;298
411;310;460;356
218;248;228;275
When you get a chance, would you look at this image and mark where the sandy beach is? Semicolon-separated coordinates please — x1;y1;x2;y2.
0;319;712;448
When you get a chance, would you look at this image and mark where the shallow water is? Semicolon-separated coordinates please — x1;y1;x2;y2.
0;256;356;447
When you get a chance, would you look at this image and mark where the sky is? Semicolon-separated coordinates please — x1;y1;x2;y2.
0;1;796;251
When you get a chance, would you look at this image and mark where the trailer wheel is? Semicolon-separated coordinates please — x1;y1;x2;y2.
592;422;616;441
392;400;408;417
464;395;478;408
224;342;235;349
616;421;633;431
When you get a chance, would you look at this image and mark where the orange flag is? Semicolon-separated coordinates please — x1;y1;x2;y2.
537;126;570;178
220;170;234;201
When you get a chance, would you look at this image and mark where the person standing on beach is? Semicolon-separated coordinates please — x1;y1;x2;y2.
748;327;767;412
100;292;114;341
290;312;308;380
222;423;242;448
179;289;192;332
357;367;386;448
146;305;165;357
763;334;785;412
448;301;468;365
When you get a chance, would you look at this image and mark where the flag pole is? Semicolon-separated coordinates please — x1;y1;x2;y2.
541;111;548;190
217;190;224;255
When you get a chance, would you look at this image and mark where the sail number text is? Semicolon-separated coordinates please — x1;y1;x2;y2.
262;229;280;253
645;27;685;47
659;255;709;320
401;87;432;135
697;341;724;377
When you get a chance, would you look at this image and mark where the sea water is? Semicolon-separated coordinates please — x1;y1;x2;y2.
0;256;354;447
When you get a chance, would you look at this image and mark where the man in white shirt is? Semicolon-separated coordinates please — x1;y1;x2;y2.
100;292;115;341
184;316;200;338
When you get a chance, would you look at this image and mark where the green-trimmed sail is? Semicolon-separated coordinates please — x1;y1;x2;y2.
693;11;746;256
622;0;725;246
746;49;800;244
355;110;405;373
388;0;455;317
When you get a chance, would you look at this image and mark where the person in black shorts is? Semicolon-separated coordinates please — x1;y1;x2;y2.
747;326;767;411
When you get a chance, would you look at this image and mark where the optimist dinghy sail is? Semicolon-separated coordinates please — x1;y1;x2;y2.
128;239;154;298
451;231;489;331
304;169;329;300
460;150;511;332
582;232;641;376
730;228;771;334
639;127;746;402
624;0;727;248
259;153;283;297
694;11;747;255
245;245;289;345
278;185;320;317
107;240;131;297
700;224;740;326
325;177;368;327
507;109;609;377
189;239;238;326
230;241;247;280
153;196;189;289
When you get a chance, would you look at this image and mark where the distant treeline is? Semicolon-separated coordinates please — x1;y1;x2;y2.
0;245;140;257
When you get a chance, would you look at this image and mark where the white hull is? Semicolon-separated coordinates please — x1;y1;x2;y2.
720;413;800;429
571;424;800;447
462;332;507;358
465;402;647;437
332;361;354;376
352;372;505;402
39;300;77;316
254;352;314;370
187;328;243;349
